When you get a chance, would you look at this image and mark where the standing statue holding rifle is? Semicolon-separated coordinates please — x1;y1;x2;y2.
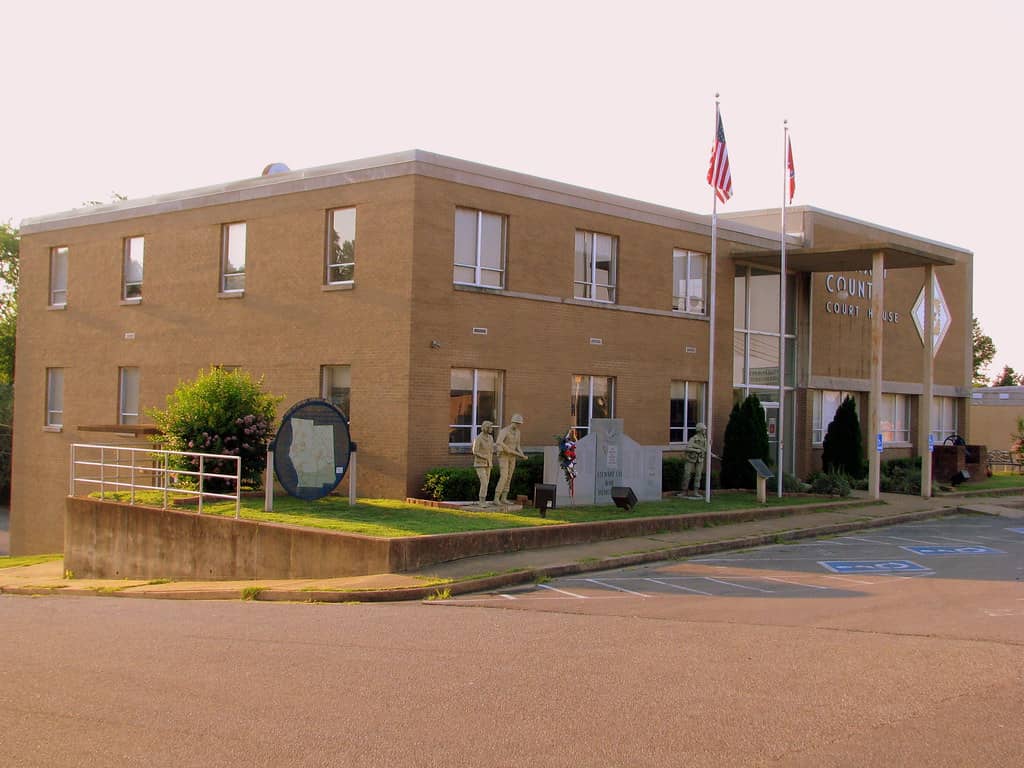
680;422;708;496
494;414;527;505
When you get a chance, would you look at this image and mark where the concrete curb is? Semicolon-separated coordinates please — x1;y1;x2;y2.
0;503;989;603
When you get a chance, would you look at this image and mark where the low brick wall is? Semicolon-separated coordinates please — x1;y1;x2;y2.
66;495;855;580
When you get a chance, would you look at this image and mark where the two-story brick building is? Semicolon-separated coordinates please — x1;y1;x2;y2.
10;150;972;554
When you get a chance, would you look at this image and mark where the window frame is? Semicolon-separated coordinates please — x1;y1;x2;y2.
570;374;616;436
325;208;357;286
49;246;69;307
46;368;64;427
220;222;247;294
574;230;618;303
811;390;858;445
118;367;140;425
448;368;504;448
453;207;507;289
669;380;707;444
122;235;144;301
672;249;708;315
321;364;352;417
930;396;959;444
881;393;911;444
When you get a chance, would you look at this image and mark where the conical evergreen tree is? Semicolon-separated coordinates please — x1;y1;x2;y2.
720;395;772;488
821;396;866;478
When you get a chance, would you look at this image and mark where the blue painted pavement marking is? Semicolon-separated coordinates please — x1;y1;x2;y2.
819;560;931;574
1007;528;1024;535
900;545;1005;556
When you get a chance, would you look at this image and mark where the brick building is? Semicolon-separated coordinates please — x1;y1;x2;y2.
11;151;972;554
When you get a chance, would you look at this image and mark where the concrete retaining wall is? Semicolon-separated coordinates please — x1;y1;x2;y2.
65;496;854;580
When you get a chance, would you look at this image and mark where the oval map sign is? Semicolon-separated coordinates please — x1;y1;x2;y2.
272;398;352;501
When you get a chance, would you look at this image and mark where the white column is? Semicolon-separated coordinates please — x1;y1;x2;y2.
869;251;884;500
919;264;935;498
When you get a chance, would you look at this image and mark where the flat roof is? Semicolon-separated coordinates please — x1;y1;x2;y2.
19;150;787;250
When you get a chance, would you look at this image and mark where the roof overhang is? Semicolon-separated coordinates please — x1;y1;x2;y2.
732;242;958;272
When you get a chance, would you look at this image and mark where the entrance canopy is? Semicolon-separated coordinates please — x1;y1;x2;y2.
733;241;957;272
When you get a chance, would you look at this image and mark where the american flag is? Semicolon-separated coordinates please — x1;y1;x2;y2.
787;134;796;204
707;110;733;203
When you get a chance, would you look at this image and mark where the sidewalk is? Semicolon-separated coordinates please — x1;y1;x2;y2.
2;492;1021;603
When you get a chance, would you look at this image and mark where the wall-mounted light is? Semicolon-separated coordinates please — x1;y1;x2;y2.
430;340;441;349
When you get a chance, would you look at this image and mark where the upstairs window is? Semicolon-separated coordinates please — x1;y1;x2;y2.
49;246;68;306
119;367;140;425
672;249;707;314
220;222;246;293
326;208;356;285
454;208;506;288
574;231;617;303
123;236;144;300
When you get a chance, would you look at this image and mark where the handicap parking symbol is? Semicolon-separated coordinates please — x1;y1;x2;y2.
901;545;1004;556
819;560;931;574
1007;528;1024;535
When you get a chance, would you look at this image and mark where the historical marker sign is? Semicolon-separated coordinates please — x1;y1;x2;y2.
272;398;352;501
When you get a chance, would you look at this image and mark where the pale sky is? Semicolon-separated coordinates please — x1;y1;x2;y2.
5;1;1021;380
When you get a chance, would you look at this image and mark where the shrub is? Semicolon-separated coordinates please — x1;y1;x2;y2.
148;368;280;491
807;470;852;497
822;396;866;478
422;454;544;502
720;396;771;489
769;472;806;494
880;456;923;495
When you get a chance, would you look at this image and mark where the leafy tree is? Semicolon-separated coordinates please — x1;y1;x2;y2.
821;396;866;478
991;365;1020;387
972;317;996;386
0;222;18;385
720;395;771;489
148;368;281;490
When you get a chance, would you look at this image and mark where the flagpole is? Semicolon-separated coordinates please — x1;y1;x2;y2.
705;97;720;504
778;121;788;498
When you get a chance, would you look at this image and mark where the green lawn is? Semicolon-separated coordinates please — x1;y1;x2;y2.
0;554;63;569
92;490;861;538
945;473;1024;493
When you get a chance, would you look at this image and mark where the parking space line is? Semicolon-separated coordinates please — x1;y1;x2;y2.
702;577;774;593
500;593;517;600
885;535;944;544
821;574;875;585
926;534;988;545
841;536;895;545
760;576;831;590
585;578;648;597
643;578;713;596
537;584;589;599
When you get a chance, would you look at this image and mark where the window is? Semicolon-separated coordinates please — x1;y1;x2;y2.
574;231;617;303
325;208;356;285
123;236;144;300
49;246;68;306
571;374;615;436
449;368;503;446
881;393;911;444
672;249;707;314
670;380;706;443
930;396;958;443
812;390;857;444
220;222;246;293
46;368;64;427
454;208;506;288
321;365;351;417
119;367;140;425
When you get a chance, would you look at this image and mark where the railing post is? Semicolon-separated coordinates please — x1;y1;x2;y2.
130;447;136;505
198;455;205;515
235;456;241;519
100;446;106;499
69;444;75;497
163;451;169;509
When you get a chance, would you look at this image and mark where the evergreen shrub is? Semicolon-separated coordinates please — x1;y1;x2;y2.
720;395;771;489
821;396;866;478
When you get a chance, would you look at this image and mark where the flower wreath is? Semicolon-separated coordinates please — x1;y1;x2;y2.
557;429;578;497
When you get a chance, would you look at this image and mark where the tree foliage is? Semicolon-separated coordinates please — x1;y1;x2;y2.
821;396;866;478
719;395;771;489
972;317;996;387
991;365;1020;387
0;222;18;385
147;368;281;490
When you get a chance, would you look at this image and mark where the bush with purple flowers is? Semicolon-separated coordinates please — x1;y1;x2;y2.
148;368;281;491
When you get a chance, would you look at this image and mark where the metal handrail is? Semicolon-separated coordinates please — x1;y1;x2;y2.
70;443;242;518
